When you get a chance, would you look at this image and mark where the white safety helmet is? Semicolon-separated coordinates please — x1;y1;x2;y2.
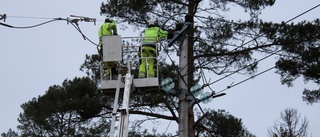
148;18;158;26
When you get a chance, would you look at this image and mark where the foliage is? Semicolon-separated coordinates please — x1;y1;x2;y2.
80;54;101;83
1;128;19;137
195;109;256;137
268;108;309;137
99;0;318;136
259;20;320;104
302;88;320;104
128;123;176;137
17;77;108;136
100;0;320;105
16;0;320;136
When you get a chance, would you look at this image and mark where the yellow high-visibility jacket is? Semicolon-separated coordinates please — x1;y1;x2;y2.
142;26;168;45
98;22;117;44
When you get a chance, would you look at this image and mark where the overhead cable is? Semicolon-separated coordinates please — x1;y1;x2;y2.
0;19;59;29
216;66;275;94
0;16;99;47
222;3;320;52
198;3;320;91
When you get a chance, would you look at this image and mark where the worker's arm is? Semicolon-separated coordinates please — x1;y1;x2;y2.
158;28;168;39
111;22;118;35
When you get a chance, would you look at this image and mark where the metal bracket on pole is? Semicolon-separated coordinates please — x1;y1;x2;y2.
70;15;96;25
167;22;191;48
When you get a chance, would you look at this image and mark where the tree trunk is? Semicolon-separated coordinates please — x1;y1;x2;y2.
187;0;196;136
188;107;196;137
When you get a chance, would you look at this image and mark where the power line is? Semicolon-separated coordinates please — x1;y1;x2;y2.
158;3;320;122
3;3;319;129
5;15;105;22
197;2;320;59
7;15;54;20
164;120;172;134
203;3;320;94
221;3;320;53
160;42;206;116
0;16;99;46
216;66;275;94
196;3;320;89
206;49;282;86
0;18;59;29
62;18;99;46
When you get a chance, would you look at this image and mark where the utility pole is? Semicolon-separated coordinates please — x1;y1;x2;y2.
167;15;225;137
179;37;189;137
166;15;192;137
178;14;194;137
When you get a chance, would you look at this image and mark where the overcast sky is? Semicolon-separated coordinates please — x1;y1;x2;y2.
1;1;319;136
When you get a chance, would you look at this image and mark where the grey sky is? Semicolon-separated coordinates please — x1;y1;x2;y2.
0;0;319;136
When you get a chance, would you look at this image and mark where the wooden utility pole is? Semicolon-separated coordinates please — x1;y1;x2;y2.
167;17;192;137
179;37;189;137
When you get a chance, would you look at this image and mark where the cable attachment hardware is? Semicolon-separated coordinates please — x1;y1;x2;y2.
0;14;7;22
70;15;96;25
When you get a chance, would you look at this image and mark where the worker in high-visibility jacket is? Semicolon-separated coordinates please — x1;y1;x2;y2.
139;18;168;78
98;18;118;79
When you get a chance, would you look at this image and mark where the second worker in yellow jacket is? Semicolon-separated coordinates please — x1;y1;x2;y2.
139;18;168;78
